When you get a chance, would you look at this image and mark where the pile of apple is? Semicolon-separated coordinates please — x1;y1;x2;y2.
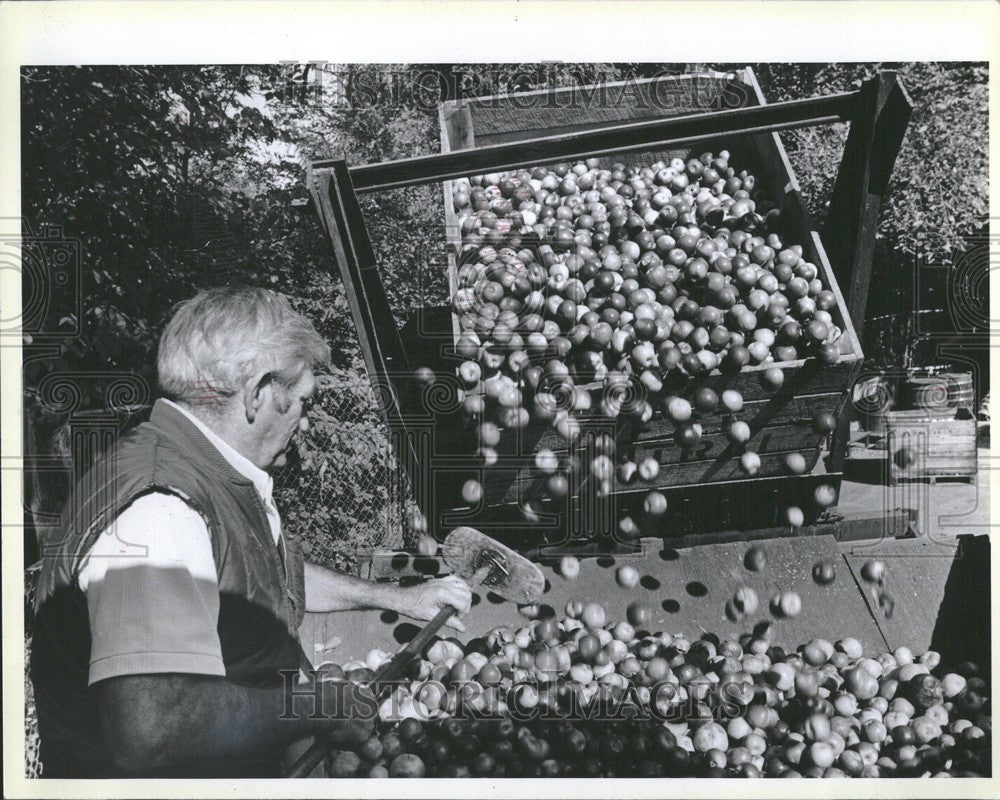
322;552;989;778
325;612;990;778
441;154;844;519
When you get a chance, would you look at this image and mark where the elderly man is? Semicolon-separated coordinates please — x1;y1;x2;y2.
31;287;471;778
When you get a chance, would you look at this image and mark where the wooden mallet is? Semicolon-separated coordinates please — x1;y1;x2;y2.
285;526;544;777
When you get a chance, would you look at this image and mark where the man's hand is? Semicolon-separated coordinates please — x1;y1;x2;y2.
399;575;472;631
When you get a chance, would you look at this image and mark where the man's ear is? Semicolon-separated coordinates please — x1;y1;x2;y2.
242;369;273;423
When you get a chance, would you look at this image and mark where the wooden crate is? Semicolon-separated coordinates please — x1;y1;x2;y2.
434;70;862;528
306;70;910;550
886;409;978;484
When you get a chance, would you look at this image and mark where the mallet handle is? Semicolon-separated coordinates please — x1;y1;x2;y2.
285;604;456;778
373;603;456;684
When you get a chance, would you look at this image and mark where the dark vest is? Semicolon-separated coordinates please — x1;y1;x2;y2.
31;399;310;777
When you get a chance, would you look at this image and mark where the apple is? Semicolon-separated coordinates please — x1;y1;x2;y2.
389;753;426;778
760;366;785;392
638;457;660;482
616;565;640;589
817;342;840;365
814;483;838;508
675;423;701;449
559;555;580;580
785;506;805;527
861;560;886;583
533;392;559;422
619;515;640;539
479;422;501;447
547;473;569;498
776;591;802;618
627;602;653;627
694;387;719;412
463;394;485;416
783;452;807;475
728;420;751;445
744;546;766;572
581;602;606;630
414;366;436;386
812;560;836;585
739;451;762;475
459;360;482;386
845;667;880;701
591;455;614;482
461;479;483;505
813;411;837;434
665;396;693;422
643;490;668;516
733;586;759;615
535;449;559;474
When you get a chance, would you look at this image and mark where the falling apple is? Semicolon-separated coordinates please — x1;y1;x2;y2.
739;450;761;475
461;479;483;505
559;555;581;580
616;564;640;589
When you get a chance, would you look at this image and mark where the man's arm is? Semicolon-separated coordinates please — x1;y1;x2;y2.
95;672;375;776
304;562;473;631
79;495;375;776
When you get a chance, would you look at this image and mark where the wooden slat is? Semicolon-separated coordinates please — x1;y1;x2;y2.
439;103;466;346
436;473;847;545
591;449;818;492
338;91;857;193
823;72;914;338
467;74;739;170
499;428;823;504
739;67;803;198
469;447;824;508
514;419;822;476
467;73;739;138
500;357;859;429
307;163;427;509
512;392;845;456
452;390;844;469
738;66;862;406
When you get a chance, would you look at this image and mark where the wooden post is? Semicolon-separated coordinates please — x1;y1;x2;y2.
307;163;429;514
824;72;912;474
824;72;913;341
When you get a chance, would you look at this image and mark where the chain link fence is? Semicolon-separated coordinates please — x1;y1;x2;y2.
272;365;418;573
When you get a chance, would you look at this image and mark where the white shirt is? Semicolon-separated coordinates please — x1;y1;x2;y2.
78;399;283;684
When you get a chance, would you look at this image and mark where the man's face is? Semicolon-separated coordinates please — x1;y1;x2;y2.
257;368;315;470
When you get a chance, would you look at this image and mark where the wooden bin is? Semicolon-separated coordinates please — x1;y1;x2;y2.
886;408;978;484
433;70;863;536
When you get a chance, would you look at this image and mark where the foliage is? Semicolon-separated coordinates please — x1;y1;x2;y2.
745;63;989;367
272;356;412;570
744;62;989;263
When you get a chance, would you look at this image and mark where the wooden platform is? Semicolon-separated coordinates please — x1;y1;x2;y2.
299;532;989;670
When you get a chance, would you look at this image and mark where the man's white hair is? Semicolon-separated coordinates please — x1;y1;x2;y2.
157;286;330;409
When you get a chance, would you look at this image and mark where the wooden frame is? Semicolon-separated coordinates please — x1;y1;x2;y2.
306;68;911;544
